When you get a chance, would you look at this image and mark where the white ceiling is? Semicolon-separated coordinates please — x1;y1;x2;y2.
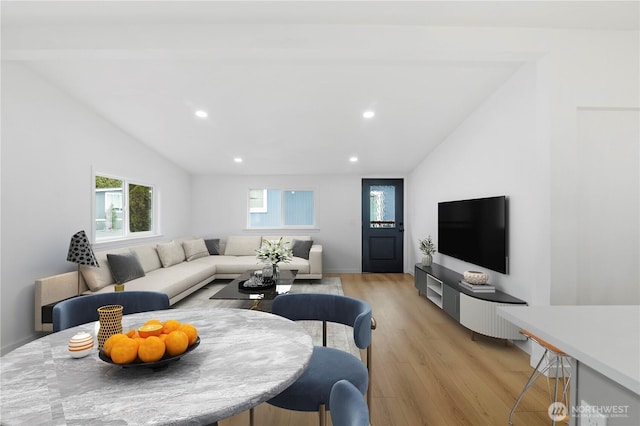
3;1;638;176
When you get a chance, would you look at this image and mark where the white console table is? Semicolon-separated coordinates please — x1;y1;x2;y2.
497;305;640;426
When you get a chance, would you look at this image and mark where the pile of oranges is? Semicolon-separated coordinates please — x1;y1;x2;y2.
103;319;199;364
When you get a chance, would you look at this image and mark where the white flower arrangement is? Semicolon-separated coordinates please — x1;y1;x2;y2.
256;237;293;265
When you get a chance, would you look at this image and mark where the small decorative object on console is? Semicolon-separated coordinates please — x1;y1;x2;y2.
459;280;495;293
419;236;436;267
463;270;489;285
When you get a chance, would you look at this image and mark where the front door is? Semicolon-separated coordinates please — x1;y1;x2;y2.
362;179;404;272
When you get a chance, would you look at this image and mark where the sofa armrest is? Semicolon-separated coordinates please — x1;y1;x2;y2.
35;271;79;332
308;244;323;276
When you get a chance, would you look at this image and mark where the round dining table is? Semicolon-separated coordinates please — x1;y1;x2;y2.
1;308;313;425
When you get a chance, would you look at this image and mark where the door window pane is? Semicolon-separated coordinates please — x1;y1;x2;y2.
369;185;395;228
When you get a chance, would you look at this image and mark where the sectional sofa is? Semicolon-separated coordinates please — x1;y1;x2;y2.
35;235;322;332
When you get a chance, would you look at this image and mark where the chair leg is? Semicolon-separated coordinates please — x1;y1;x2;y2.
249;407;254;426
509;348;549;426
367;345;372;408
552;354;560;426
319;403;326;426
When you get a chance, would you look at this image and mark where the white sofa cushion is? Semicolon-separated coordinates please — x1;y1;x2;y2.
183;238;209;262
224;236;262;256
156;241;186;268
80;248;128;291
130;244;162;273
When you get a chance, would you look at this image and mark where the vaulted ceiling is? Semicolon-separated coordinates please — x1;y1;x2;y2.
3;1;637;175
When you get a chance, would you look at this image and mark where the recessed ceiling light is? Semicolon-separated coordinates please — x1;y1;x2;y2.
362;110;375;119
233;157;243;163
195;110;208;118
349;156;359;163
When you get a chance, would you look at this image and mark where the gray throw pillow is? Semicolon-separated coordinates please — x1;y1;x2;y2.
107;252;145;284
291;239;313;260
205;238;220;255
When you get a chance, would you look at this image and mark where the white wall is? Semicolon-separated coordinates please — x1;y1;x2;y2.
0;63;193;354
575;109;639;304
407;61;546;305
408;28;639;309
548;30;640;305
191;174;367;274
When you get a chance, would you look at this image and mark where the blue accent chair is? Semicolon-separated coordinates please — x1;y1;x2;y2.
52;291;170;332
330;380;370;426
265;293;374;426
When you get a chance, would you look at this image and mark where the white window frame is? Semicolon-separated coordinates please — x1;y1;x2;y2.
247;187;317;230
93;172;159;245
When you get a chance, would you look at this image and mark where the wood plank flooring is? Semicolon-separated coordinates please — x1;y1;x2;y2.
220;273;554;426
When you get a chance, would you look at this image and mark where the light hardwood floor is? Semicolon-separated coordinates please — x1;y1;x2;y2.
221;273;554;426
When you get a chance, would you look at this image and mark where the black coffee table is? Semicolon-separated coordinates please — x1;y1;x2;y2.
209;269;298;310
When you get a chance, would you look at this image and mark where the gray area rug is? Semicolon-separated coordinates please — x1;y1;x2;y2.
172;278;361;357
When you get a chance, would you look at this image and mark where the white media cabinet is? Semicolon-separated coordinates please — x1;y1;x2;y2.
415;263;527;341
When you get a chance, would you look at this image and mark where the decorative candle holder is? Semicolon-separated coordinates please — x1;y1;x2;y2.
97;304;123;349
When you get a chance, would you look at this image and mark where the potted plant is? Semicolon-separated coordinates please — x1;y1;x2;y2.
419;236;436;267
256;237;293;279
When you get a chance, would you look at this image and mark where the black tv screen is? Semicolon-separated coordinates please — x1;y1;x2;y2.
438;196;508;274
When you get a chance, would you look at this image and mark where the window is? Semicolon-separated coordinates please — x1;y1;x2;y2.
249;189;268;213
369;185;396;228
248;188;315;228
95;174;156;242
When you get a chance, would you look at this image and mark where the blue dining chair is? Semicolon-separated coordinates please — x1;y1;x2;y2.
52;291;170;332
330;380;370;426
264;293;374;426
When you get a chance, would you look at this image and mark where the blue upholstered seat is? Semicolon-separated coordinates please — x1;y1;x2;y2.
266;293;373;426
330;380;370;426
52;291;170;332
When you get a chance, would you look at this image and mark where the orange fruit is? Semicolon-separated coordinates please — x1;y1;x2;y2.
144;319;162;326
110;338;140;364
125;329;136;338
165;330;189;356
138;324;163;338
178;324;198;346
162;319;181;334
103;333;128;357
138;336;166;362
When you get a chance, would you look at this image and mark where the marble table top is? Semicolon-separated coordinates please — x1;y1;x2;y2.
1;308;313;425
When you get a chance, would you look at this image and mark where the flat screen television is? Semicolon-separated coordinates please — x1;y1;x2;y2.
438;196;508;274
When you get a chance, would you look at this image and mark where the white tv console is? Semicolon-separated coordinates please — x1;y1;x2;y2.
415;263;527;341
